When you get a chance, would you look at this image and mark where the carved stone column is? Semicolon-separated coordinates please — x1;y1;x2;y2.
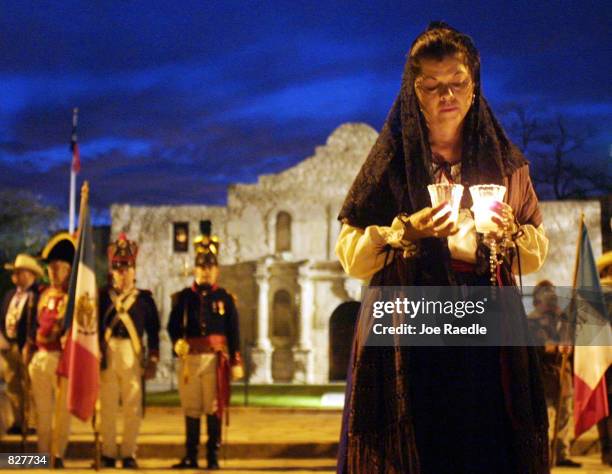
293;265;315;384
250;261;273;383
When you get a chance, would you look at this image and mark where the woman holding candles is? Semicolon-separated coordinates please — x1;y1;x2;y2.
335;22;550;473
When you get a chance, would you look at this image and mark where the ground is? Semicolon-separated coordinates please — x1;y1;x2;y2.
0;405;606;473
0;455;608;473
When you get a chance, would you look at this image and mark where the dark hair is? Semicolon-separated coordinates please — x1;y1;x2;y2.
408;21;480;82
533;280;555;305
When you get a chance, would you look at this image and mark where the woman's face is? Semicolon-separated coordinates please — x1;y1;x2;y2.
414;54;474;132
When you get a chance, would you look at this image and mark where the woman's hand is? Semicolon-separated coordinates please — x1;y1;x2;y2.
399;201;458;241
490;201;518;238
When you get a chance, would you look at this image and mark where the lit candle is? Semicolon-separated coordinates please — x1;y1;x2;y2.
427;183;464;226
469;185;507;233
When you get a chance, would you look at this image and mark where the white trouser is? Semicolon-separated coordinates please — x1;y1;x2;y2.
28;351;71;457
100;338;143;459
178;354;217;418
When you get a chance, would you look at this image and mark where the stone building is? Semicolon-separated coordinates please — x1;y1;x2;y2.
111;123;378;384
110;123;604;385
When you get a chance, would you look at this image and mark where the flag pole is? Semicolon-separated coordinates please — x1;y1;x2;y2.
51;181;90;468
69;108;79;234
76;182;101;471
79;181;89;228
92;400;101;471
69;172;76;234
87;181;99;472
571;214;585;289
550;213;584;467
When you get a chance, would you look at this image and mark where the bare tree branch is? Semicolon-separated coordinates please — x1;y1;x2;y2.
500;106;609;199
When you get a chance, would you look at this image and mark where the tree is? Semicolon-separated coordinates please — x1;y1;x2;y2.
0;190;60;295
501;105;611;199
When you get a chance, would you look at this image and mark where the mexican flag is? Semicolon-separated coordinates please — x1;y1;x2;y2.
58;183;100;421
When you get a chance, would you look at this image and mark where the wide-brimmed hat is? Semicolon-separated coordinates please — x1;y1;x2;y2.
597;251;612;275
3;254;44;278
42;232;77;265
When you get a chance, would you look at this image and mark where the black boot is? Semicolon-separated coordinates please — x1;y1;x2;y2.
122;457;139;469
94;455;115;468
598;417;612;465
206;414;221;470
172;416;200;469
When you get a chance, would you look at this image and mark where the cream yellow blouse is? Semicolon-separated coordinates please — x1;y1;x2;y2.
335;217;548;281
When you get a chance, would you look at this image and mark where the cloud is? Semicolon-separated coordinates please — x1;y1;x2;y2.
1;0;610;224
0;136;154;171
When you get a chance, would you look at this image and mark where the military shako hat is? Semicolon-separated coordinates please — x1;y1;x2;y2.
108;232;138;269
194;220;219;268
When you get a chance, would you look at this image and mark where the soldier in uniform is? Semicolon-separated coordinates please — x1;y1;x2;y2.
597;251;612;465
27;233;76;468
98;233;160;469
168;228;243;470
527;280;581;468
0;254;43;436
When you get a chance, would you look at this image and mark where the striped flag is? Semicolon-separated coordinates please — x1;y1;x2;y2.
70;108;80;173
572;219;612;438
57;183;100;421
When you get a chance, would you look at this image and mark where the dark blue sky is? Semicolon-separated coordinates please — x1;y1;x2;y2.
1;0;610;222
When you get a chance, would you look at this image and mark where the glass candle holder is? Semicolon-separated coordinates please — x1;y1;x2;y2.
469;184;507;233
427;183;464;226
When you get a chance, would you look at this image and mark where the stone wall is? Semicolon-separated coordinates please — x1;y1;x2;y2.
225;123;379;263
525;200;602;288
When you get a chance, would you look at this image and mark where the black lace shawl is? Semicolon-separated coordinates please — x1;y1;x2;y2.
336;29;549;474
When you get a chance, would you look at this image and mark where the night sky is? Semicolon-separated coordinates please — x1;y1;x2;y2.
1;1;610;223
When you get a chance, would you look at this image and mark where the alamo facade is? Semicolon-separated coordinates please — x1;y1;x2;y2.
110;123;603;386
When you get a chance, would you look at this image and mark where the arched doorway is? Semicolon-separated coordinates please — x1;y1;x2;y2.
329;301;360;381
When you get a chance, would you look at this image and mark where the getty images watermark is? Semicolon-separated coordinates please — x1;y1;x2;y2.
372;295;488;335
357;286;610;347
